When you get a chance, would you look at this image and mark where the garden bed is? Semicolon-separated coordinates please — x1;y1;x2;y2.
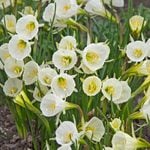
0;0;150;150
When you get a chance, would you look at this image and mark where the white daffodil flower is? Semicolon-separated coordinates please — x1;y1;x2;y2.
33;84;48;102
52;49;77;71
104;0;124;7
110;118;122;132
8;35;31;60
112;0;124;7
146;38;150;57
85;0;106;16
3;78;22;97
56;121;78;146
55;0;79;19
0;43;11;62
4;57;24;78
113;81;131;104
112;131;138;150
82;43;110;71
129;15;146;34
23;61;39;85
2;14;16;33
82;76;101;96
57;145;71;150
43;3;69;27
51;73;76;98
83;117;105;142
126;41;148;62
58;36;77;51
102;78;122;101
23;6;34;15
0;0;12;9
38;67;57;87
16;15;39;40
43;3;56;23
40;93;67;117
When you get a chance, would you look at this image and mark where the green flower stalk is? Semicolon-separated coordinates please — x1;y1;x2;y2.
14;91;51;134
66;18;89;33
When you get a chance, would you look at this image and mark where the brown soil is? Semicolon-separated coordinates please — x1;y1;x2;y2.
130;0;150;7
0;106;32;150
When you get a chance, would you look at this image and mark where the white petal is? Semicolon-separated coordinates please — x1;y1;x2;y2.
113;81;131;104
102;78;122;101
83;76;101;96
51;73;75;98
112;131;138;150
84;117;105;142
3;78;23;97
23;61;39;85
59;36;77;50
2;14;16;33
52;49;77;71
8;35;31;60
4;57;24;78
56;121;78;145
33;84;49;102
38;67;57;87
146;39;150;57
43;3;56;22
0;43;11;62
16;15;39;40
85;0;105;16
82;43;110;71
126;41;148;62
55;0;79;19
57;145;71;150
40;93;65;117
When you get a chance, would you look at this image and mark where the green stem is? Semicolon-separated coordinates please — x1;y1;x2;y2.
67;102;85;126
129;112;144;120
87;96;93;111
137;138;150;148
37;0;42;19
102;99;107;115
13;0;18;17
21;95;38;150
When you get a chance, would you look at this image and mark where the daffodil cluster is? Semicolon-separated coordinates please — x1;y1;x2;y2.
0;0;150;149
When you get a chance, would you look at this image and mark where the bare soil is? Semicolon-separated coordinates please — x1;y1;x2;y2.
0;106;32;150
